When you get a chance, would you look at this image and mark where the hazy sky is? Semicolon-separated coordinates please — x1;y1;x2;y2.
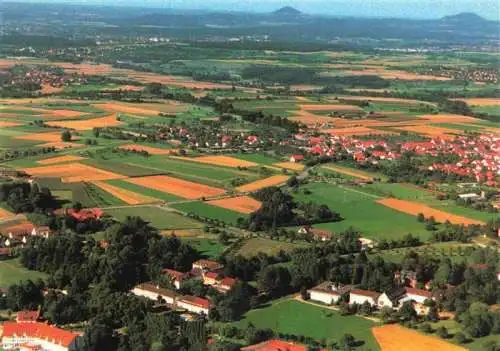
9;0;500;20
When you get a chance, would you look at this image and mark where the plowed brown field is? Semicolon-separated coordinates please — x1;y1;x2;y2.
322;165;373;180
207;196;262;214
372;324;466;351
397;125;459;138
37;155;85;165
376;198;485;225
15;132;68;143
23;163;126;183
0;121;23;128
92;181;159;205
236;175;289;192
0;208;15;220
125;175;225;199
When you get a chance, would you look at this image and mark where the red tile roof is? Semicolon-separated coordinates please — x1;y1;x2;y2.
2;322;78;347
163;268;189;281
204;272;219;280
405;288;432;299
179;295;212;309
220;277;237;288
350;289;381;299
242;339;311;351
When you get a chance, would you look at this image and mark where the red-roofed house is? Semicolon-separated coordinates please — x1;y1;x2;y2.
0;248;12;260
202;272;220;286
177;295;212;315
242;339;313;351
349;289;381;306
192;259;223;274
218;277;238;293
1;322;79;351
16;311;40;323
54;208;104;222
289;154;304;163
131;283;179;305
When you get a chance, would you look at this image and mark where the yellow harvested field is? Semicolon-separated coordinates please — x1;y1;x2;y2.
23;163;126;183
207;196;262;214
236;175;289;192
93;102;186;115
322;127;396;136
333;95;436;106
118;144;177;155
125;175;226;200
346;68;451;81
161;229;202;237
0;208;15;220
377;198;485;225
37;155;85;165
45;114;122;130
92;181;159;205
273;162;305;171
397;125;459;138
15;132;67;143
372;324;466;351
457;98;500;106
0;121;23;128
419;113;481;123
322;165;373;180
172;155;257;168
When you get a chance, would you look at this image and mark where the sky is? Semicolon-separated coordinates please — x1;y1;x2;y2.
7;0;500;20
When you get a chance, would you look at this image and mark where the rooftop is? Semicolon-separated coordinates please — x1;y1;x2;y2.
2;322;78;347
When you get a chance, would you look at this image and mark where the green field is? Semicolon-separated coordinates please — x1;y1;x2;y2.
83;157;167;177
106;179;183;202
183;237;227;259
105;206;203;230
235;298;380;350
234;237;310;258
294;183;430;241
170;201;245;225
230;153;282;166
0;258;47;288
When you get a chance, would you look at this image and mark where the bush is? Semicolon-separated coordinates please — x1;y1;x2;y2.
453;332;467;345
436;326;449;339
420;323;433;333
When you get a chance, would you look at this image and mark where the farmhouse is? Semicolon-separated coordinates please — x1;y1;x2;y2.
403;287;433;304
53;208;104;221
377;288;406;309
163;268;190;290
202;271;220;286
289;154;304;163
217;277;238;293
349;289;381;306
308;281;352;305
242;339;311;351
177;295;212;315
1;322;79;351
192;259;223;275
297;227;333;241
0;248;12;260
131;283;178;305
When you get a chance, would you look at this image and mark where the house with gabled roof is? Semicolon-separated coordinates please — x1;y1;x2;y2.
1;322;79;351
177;295;212;315
349;289;381;306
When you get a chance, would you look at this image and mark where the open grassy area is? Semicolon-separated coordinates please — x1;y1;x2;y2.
182;237;227;259
0;258;47;288
230;153;282;166
294;183;430;241
105;206;203;230
170;201;245;225
106;179;183;202
234;298;380;350
233;237;310;258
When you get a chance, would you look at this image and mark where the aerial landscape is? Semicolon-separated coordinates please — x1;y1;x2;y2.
0;1;498;350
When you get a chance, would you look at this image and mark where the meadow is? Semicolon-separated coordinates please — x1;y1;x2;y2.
104;206;203;230
233;237;310;258
294;183;430;240
170;201;245;225
234;298;380;350
0;258;47;287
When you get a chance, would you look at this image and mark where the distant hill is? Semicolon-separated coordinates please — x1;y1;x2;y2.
272;6;303;17
440;12;488;23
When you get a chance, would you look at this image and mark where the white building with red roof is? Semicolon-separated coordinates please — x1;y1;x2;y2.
1;322;79;351
177;295;212;315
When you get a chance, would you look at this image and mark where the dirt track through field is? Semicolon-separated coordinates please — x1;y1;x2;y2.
207;196;262;214
92;181;159;205
236;175;289;192
322;165;374;180
125;175;226;199
376;198;485;225
372;324;466;351
23;163;126;183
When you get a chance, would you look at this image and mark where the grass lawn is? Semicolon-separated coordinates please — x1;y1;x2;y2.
235;298;380;350
105;206;203;230
234;237;310;258
183;237;227;259
230;153;282;166
170;201;246;225
106;179;183;202
0;258;47;288
294;183;430;241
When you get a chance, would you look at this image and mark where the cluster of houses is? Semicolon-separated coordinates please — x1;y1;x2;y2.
131;259;237;317
294;132;499;187
5;66;87;92
0;222;52;248
1;311;79;351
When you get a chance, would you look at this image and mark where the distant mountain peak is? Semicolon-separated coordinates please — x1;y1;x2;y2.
441;12;487;22
272;6;303;17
